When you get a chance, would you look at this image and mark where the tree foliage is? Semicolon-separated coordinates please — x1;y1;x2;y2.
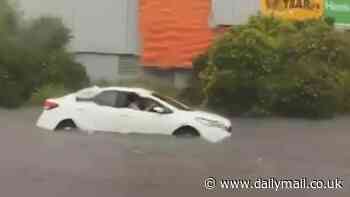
0;0;89;108
196;15;350;118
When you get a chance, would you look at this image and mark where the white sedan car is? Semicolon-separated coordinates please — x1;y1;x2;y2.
37;86;232;142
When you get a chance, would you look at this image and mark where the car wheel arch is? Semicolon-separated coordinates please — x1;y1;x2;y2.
172;125;201;137
55;119;77;130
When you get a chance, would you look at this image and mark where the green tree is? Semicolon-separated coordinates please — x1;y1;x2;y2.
195;15;350;118
0;0;89;108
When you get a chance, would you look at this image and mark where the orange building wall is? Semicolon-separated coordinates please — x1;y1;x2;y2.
139;0;214;69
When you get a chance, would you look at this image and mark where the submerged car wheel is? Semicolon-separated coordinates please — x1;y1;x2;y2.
173;126;200;138
55;119;77;131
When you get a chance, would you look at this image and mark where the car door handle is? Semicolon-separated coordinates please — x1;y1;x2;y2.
120;114;130;117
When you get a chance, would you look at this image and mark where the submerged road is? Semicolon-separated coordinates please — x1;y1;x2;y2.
0;107;349;196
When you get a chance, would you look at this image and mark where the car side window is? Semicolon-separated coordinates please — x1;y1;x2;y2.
140;98;171;113
115;92;130;108
93;91;118;107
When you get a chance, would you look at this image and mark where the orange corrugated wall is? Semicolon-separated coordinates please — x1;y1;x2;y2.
139;0;214;69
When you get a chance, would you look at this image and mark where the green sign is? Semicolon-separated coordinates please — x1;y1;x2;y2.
325;0;350;26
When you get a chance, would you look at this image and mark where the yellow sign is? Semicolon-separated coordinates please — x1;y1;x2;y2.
261;0;324;20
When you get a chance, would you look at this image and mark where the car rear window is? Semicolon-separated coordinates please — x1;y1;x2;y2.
76;86;100;101
94;91;118;107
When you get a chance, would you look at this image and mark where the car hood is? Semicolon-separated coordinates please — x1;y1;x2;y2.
189;110;231;126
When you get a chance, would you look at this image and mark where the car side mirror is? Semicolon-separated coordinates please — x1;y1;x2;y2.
153;106;166;114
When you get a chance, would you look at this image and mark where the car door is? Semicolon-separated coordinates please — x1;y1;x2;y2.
87;90;122;132
77;90;133;133
110;91;141;133
125;97;175;135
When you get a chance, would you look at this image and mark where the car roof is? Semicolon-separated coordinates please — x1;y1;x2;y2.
100;86;153;96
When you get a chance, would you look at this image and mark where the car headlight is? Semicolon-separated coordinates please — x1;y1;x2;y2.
195;117;227;129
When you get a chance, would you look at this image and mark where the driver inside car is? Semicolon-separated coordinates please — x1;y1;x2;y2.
128;94;141;110
143;100;157;112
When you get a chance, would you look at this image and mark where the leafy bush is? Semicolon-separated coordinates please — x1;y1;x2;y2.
0;0;89;108
274;72;342;118
336;71;350;113
179;53;208;106
0;81;26;108
29;84;68;105
194;15;350;118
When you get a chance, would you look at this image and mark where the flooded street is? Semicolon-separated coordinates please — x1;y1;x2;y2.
0;107;349;196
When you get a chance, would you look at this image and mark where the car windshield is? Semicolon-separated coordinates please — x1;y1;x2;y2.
152;93;192;111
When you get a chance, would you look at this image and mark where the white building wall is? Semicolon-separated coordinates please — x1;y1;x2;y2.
17;0;139;54
75;53;119;81
211;0;261;26
16;0;140;81
125;0;140;55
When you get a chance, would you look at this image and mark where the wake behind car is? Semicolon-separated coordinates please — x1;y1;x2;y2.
36;86;232;143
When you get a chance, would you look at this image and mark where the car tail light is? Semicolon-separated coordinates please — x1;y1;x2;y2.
43;100;59;110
